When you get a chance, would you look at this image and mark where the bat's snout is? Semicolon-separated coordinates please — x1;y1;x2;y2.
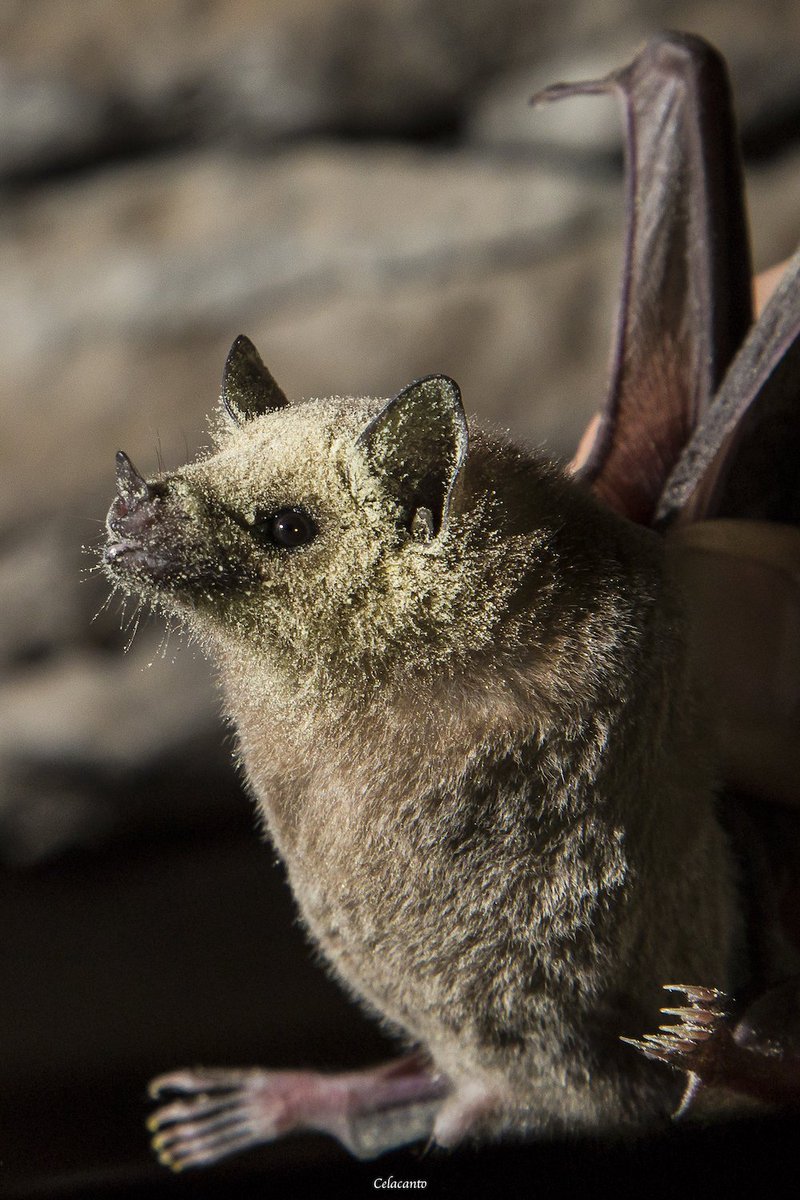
104;451;175;581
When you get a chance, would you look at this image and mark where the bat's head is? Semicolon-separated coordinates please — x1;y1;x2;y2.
103;336;624;702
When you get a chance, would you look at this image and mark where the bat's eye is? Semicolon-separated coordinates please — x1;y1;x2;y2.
252;507;317;549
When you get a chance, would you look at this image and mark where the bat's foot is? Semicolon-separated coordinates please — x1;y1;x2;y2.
147;1053;449;1169
624;979;800;1111
148;1066;316;1171
621;983;729;1073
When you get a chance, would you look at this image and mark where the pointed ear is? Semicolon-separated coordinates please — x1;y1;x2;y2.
355;374;468;537
221;335;289;424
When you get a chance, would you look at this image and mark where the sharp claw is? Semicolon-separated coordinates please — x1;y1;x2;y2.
157;1151;184;1173
148;1068;246;1100
658;1023;710;1040
643;1033;678;1047
623;985;729;1077
149;1072;199;1099
620;1036;673;1063
642;1050;674;1063
156;1128;258;1172
642;1033;697;1055
153;1131;180;1153
152;1114;250;1153
659;1005;718;1024
620;1036;649;1051
663;983;724;1002
148;1096;240;1132
675;1072;704;1118
530;79;611;106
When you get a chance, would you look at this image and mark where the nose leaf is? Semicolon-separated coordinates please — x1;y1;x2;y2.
108;450;160;544
115;450;152;505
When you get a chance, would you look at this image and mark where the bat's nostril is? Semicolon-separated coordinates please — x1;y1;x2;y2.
109;495;158;537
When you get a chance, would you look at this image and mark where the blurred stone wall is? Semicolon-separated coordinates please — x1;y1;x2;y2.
2;0;799;863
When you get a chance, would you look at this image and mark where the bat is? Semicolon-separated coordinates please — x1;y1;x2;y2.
101;31;800;1171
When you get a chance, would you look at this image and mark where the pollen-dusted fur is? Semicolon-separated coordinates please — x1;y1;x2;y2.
104;358;738;1140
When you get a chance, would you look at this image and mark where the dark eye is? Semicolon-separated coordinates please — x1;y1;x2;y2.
252;507;316;549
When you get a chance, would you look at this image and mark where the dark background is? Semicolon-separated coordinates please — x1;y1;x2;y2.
1;1;800;1196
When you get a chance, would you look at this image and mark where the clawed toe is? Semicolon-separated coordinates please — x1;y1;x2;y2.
147;1066;295;1170
657;1023;711;1041
622;984;730;1070
154;1122;260;1172
150;1106;245;1148
147;1094;240;1131
147;1054;448;1168
149;1066;263;1100
663;984;724;1005
659;1005;717;1025
620;1033;697;1064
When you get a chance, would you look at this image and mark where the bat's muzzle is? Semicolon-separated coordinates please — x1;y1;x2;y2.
104;451;176;582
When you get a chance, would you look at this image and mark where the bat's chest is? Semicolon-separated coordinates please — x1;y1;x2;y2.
264;766;637;1055
282;809;505;1040
238;698;739;1069
246;754;553;1046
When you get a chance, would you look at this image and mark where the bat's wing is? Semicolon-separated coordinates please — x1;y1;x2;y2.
657;248;800;524
556;34;800;1096
657;244;800;818
545;33;800;814
536;32;753;525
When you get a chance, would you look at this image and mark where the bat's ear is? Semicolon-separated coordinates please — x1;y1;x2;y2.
221;335;289;424
355;374;468;540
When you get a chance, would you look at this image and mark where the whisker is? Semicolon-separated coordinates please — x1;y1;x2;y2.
157;622;172;659
90;592;116;624
153;429;165;476
121;599;143;634
124;608;143;653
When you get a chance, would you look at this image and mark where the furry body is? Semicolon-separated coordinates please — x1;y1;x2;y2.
106;381;738;1139
106;32;800;1161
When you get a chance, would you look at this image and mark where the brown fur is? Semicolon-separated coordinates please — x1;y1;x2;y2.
104;378;739;1139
